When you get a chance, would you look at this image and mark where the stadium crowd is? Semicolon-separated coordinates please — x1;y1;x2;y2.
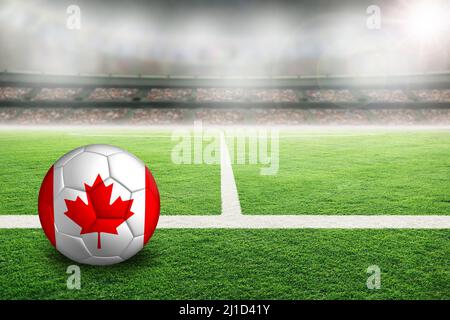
2;87;450;103
360;89;410;103
1;85;450;125
2;107;450;125
411;89;450;102
32;88;82;101
88;88;139;100
148;89;194;102
304;89;357;102
0;87;32;100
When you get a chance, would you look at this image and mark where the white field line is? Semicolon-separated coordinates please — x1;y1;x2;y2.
1;215;450;229
68;133;386;138
220;133;242;217
159;215;450;228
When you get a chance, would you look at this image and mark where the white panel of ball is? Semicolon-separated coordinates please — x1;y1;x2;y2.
85;144;124;156
63;152;110;190
108;152;145;192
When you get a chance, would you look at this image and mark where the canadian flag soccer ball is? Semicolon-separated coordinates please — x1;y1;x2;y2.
38;144;160;265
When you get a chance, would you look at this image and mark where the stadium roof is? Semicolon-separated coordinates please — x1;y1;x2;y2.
1;71;449;89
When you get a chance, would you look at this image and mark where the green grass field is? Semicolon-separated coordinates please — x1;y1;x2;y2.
232;130;450;215
0;229;448;299
0;128;449;299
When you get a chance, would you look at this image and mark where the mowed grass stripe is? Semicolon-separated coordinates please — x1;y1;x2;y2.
0;229;448;299
232;131;450;215
0;131;220;215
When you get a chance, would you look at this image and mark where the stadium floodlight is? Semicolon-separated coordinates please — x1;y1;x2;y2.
404;1;449;40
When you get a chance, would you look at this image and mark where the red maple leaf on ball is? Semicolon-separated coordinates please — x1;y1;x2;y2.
64;174;134;249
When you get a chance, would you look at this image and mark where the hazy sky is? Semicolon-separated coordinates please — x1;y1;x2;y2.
0;0;448;75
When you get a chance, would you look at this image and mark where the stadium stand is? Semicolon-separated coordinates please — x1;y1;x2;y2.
129;108;186;124
0;87;32;100
2;87;450;104
0;72;449;125
360;89;410;103
411;89;450;102
88;88;139;101
148;89;194;102
304;89;358;102
32;88;82;101
2;107;450;125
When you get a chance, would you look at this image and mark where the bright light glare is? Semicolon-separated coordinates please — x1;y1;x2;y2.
405;2;448;39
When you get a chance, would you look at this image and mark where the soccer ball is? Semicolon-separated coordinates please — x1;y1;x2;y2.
38;144;160;265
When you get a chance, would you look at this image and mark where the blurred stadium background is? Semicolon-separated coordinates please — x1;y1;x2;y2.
0;0;449;126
